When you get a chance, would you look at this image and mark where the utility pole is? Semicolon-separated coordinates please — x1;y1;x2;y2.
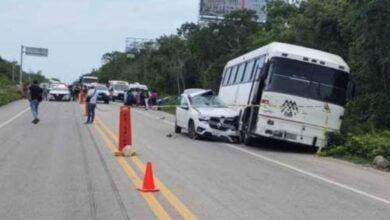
19;45;24;85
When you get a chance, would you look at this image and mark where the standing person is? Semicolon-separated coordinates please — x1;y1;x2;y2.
68;85;74;101
85;85;98;124
29;80;43;124
142;90;149;110
149;90;158;109
131;89;138;105
22;82;30;99
125;90;134;106
42;84;48;101
73;86;80;101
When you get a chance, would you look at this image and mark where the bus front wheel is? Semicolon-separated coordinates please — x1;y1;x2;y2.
241;131;253;146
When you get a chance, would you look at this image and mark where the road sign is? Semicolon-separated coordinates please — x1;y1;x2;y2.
19;45;49;85
25;47;49;57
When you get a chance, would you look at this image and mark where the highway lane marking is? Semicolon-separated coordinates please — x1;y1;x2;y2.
94;121;172;220
0;107;29;129
132;108;390;206
223;143;390;206
95;116;198;220
79;103;171;220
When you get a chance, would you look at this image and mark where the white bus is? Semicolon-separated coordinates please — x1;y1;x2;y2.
80;76;98;87
218;42;351;148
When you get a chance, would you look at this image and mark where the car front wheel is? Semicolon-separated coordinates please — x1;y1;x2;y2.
188;120;198;140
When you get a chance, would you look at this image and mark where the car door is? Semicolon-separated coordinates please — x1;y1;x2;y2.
176;95;190;128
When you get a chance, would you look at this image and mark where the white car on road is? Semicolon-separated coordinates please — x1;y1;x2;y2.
48;85;71;102
175;89;240;142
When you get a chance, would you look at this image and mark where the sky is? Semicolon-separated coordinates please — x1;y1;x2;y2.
0;0;199;83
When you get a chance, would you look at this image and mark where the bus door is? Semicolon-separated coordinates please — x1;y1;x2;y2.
247;57;269;133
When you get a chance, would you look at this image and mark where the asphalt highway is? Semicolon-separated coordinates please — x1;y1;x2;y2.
0;100;389;220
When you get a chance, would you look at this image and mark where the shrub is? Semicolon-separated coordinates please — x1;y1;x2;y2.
0;78;21;106
326;131;390;163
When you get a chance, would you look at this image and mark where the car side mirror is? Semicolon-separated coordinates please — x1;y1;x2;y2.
181;105;189;110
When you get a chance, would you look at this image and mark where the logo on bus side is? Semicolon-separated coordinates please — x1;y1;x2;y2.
281;100;299;117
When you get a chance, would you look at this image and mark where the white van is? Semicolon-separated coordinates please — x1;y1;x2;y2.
218;42;351;148
108;80;129;101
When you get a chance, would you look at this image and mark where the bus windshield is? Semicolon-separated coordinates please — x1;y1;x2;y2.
265;58;349;106
82;78;98;84
114;84;128;91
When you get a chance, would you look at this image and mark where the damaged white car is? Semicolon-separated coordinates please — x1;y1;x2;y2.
175;89;240;142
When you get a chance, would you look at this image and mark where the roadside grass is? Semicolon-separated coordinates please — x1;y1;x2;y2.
0;84;21;106
323;131;390;167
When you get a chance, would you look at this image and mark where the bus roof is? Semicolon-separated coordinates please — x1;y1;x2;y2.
226;42;350;72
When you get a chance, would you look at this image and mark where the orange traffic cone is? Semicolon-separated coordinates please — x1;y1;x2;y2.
138;162;159;192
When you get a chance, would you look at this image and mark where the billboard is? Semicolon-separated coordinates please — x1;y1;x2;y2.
199;0;267;22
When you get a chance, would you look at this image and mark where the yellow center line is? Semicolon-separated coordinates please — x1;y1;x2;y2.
94;122;172;220
79;104;171;220
95;116;198;220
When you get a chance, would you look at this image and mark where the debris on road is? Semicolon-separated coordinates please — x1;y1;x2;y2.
166;133;178;139
123;146;137;157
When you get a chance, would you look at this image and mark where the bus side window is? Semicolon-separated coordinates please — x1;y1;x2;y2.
243;60;255;82
249;59;258;81
228;66;238;85
223;68;232;86
220;68;227;85
235;63;247;84
255;55;266;81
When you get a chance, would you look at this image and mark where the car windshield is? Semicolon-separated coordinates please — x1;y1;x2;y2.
96;85;108;91
265;57;349;106
114;84;128;91
190;92;226;108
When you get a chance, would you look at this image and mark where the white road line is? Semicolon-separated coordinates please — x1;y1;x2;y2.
0;108;30;129
223;143;390;205
133;108;390;206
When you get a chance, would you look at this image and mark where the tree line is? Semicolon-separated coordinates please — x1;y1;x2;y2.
0;57;48;85
90;0;390;133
